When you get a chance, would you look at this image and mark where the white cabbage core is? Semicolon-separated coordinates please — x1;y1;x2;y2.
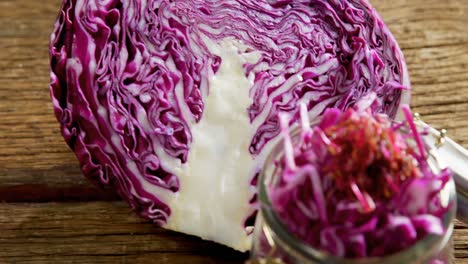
163;38;261;251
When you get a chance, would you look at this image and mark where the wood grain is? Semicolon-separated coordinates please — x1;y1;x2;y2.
0;0;467;263
373;0;468;149
0;202;247;263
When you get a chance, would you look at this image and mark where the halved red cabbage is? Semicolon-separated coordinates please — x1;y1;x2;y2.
49;0;410;251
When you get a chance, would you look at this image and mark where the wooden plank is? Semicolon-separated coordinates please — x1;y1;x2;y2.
455;220;468;260
0;254;243;264
0;202;466;263
0;202;246;263
0;184;119;203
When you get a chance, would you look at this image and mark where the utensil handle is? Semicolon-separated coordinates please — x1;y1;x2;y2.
416;118;468;223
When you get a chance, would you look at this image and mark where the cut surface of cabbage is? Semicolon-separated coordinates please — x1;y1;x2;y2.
50;0;410;251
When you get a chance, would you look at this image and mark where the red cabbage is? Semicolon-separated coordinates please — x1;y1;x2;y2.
49;0;410;250
270;104;452;258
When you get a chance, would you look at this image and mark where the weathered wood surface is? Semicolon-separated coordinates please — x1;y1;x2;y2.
0;202;247;263
0;0;467;263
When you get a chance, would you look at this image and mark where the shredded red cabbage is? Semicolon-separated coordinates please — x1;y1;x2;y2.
271;104;452;258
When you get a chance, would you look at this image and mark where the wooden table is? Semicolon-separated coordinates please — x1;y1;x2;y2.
0;0;467;263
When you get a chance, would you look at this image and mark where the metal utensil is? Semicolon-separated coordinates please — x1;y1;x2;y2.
414;113;468;223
